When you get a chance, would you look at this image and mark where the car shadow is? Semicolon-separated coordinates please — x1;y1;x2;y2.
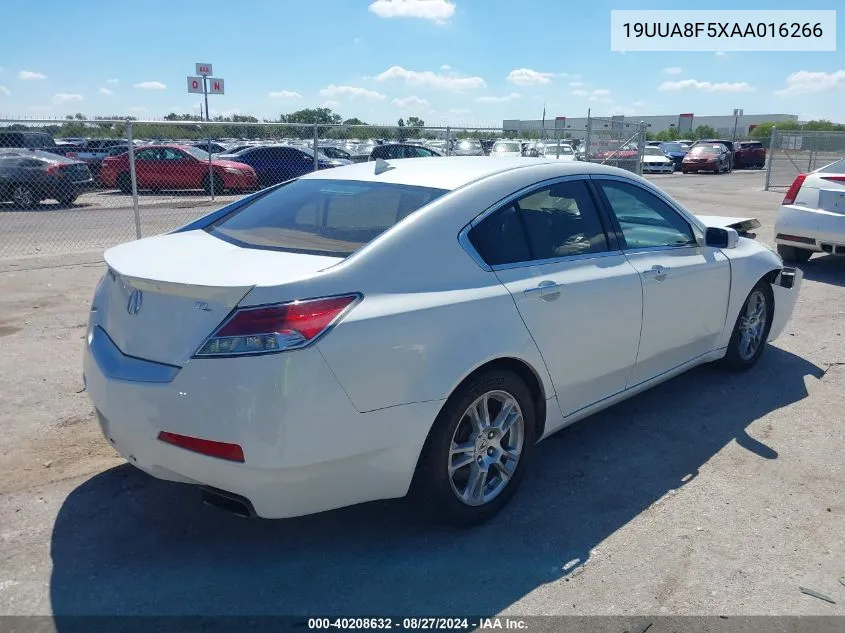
50;347;821;619
798;255;845;288
0;201;93;212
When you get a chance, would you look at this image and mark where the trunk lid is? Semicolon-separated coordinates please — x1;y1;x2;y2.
99;230;342;365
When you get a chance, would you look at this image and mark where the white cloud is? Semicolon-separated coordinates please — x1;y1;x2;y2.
663;67;682;75
477;92;522;103
99;87;114;96
392;95;431;109
106;78;119;84
368;0;455;23
715;51;727;57
134;81;166;90
322;100;341;109
774;70;845;96
52;93;83;104
440;64;451;71
268;90;303;99
18;70;47;80
658;78;754;93
572;88;612;101
375;65;486;90
319;84;386;99
569;81;584;88
507;68;554;86
0;86;10;96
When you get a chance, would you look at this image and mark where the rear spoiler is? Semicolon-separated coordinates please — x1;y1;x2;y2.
695;215;761;238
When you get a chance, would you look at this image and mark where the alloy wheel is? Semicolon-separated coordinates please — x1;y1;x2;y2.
448;390;525;507
738;290;767;360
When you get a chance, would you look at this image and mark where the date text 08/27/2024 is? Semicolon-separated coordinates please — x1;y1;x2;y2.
307;617;528;630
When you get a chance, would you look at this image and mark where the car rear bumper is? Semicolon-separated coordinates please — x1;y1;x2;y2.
775;205;845;253
83;326;440;518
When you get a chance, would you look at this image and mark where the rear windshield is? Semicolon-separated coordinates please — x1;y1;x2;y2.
739;142;763;149
818;158;845;174
206;179;448;257
691;146;720;154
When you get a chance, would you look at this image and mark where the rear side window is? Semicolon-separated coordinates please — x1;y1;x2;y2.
206;179;448;257
468;205;532;266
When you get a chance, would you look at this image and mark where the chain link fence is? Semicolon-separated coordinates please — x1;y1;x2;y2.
764;128;845;190
0;117;646;260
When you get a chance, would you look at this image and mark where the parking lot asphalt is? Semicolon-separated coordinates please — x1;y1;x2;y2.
0;170;843;619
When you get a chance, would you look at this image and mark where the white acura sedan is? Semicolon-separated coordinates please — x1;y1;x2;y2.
84;157;802;525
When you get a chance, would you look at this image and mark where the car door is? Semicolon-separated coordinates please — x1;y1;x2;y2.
592;176;731;387
162;147;202;190
133;148;162;188
246;148;272;186
465;177;644;417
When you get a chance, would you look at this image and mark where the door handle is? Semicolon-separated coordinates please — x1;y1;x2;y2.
642;265;670;281
524;280;562;301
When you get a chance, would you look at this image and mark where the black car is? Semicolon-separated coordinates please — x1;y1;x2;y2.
192;140;229;154
318;146;354;161
0;149;94;207
369;143;443;160
0;131;67;156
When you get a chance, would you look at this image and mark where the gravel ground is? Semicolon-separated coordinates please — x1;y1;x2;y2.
0;170;843;620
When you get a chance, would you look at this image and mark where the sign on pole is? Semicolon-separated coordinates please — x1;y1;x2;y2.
206;78;225;95
554;116;566;129
187;76;204;94
196;63;213;76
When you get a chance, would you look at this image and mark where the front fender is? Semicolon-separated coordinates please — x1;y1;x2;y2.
717;240;785;349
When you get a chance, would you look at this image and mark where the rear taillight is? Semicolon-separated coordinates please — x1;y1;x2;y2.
782;174;807;205
195;294;360;357
67;152;78;159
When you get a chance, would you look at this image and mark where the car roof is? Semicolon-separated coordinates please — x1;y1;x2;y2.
300;156;629;191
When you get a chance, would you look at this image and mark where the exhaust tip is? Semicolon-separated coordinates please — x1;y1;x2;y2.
200;486;256;519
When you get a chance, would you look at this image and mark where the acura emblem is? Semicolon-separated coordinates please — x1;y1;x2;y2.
127;289;143;315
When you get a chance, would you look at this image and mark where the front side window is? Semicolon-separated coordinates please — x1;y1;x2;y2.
206;179;447;257
597;180;696;249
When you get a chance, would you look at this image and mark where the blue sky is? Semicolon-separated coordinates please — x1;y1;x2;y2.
0;0;842;125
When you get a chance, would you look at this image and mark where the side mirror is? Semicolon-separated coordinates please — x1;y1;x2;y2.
705;226;739;249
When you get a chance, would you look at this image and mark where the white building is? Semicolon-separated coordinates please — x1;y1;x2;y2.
503;113;800;138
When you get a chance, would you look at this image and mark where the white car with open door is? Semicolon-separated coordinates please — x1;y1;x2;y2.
84;157;802;526
775;158;845;262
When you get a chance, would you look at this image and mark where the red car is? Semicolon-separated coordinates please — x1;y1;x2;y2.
732;141;766;169
99;144;257;194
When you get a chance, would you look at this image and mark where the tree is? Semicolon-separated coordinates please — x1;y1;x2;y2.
343;117;368;126
74;113;86;120
398;118;405;128
406;116;424;128
691;124;717;140
278;107;342;126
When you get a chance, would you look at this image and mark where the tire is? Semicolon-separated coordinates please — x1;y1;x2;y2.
117;173;132;194
777;244;812;264
720;281;775;371
10;184;39;209
203;173;224;196
411;368;537;526
57;194;77;207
